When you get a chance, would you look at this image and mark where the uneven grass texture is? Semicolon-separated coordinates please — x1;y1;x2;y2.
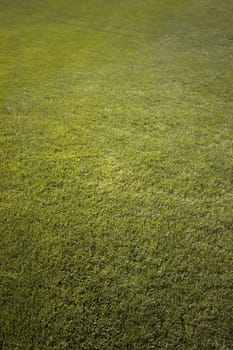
0;0;233;349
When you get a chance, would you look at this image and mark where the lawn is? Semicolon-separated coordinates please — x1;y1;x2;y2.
0;0;233;349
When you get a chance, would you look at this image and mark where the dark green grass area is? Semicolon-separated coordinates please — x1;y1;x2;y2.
1;0;233;348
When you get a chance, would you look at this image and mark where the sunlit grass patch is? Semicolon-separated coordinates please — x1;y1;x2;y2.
0;0;233;349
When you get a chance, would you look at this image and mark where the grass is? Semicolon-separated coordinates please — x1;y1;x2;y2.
0;0;233;349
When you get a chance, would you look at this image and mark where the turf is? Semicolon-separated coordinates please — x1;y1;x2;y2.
0;0;233;349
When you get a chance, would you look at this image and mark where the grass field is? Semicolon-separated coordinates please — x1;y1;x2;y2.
0;0;233;349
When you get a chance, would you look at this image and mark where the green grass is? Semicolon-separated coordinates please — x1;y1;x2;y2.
0;0;233;349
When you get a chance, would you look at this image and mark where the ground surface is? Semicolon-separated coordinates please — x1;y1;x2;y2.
0;0;233;349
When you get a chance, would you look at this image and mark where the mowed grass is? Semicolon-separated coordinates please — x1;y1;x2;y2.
0;0;233;348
